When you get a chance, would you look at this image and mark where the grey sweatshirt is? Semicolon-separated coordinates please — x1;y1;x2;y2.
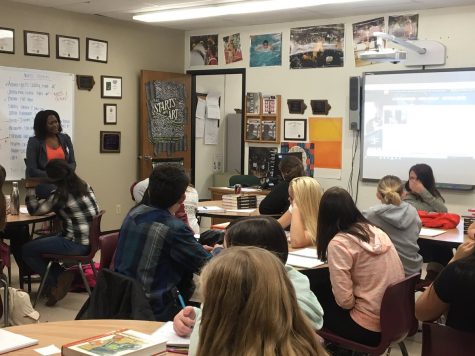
363;201;423;275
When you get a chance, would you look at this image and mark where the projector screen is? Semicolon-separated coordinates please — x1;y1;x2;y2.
362;68;475;186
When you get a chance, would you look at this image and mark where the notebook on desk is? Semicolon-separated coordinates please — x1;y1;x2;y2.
0;329;38;354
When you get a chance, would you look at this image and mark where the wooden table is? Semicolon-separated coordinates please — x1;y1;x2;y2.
197;199;261;219
5;320;183;355
208;186;270;200
6;209;55;227
418;219;468;247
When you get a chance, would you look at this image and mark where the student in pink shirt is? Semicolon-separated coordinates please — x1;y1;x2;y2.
316;187;404;347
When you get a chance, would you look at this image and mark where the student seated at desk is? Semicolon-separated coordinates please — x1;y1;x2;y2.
316;187;404;346
173;216;324;346
404;163;451;286
115;165;211;321
180;247;327;356
259;155;305;215
416;239;475;332
22;159;100;306
278;176;323;248
363;175;423;276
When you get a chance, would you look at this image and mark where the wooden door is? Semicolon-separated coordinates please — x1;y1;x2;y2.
139;70;192;179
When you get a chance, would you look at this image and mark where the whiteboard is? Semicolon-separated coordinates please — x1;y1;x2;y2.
0;66;74;181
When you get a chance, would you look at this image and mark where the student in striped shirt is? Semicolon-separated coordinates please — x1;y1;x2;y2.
22;159;100;306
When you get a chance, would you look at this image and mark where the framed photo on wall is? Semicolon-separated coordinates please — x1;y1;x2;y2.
56;35;80;60
24;30;50;57
86;38;108;63
101;75;122;99
100;131;121;153
103;104;117;125
0;27;14;54
284;119;307;141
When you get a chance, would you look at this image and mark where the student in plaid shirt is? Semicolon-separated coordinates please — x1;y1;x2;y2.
22;159;100;306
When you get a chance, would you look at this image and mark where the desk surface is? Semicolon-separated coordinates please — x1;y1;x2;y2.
418;219;467;246
6;208;54;226
5;320;182;355
208;186;270;195
197;200;261;219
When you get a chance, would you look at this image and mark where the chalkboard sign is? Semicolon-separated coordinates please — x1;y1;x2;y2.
0;66;74;180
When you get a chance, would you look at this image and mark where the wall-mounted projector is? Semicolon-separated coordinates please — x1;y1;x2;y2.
358;32;445;66
359;48;407;62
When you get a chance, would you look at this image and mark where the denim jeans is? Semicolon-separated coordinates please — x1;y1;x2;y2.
22;235;90;287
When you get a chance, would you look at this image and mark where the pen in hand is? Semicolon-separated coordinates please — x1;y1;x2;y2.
175;288;187;309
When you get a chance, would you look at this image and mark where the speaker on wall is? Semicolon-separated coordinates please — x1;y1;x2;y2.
349;76;361;131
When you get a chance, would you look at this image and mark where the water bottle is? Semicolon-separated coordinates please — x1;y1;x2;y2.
10;181;20;215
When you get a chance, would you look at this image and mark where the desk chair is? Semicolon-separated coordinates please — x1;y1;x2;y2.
229;174;260;187
0;273;9;327
317;273;420;356
34;210;105;307
99;232;119;270
0;240;11;286
422;322;475;356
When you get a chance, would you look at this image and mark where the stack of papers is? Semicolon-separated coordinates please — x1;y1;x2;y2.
152;321;190;353
419;228;447;237
197;206;225;213
0;329;38;354
287;248;324;269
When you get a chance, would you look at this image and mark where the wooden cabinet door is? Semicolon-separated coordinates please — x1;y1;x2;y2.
139;70;192;180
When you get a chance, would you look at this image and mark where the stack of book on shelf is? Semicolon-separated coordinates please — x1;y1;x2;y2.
256;195;265;207
246;92;261;114
61;329;166;355
222;194;257;209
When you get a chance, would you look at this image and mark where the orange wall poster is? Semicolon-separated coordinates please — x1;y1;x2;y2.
309;117;342;169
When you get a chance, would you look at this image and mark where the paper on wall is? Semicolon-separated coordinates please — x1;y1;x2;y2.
206;92;221;120
204;118;219;145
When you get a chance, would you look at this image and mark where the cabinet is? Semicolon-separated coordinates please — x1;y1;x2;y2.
245;94;281;144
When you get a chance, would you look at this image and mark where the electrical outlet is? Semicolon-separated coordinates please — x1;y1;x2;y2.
115;204;121;214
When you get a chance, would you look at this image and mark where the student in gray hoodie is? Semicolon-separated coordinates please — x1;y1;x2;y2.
363;175;423;275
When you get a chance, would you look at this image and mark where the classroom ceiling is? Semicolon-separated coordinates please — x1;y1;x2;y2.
9;0;475;30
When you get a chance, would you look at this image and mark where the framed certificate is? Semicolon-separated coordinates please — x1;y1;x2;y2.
103;104;117;125
56;35;80;60
0;27;14;54
24;30;50;57
101;76;122;99
284;119;307;141
100;131;121;153
86;38;108;63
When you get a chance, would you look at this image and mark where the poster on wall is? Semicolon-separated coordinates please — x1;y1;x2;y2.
249;33;282;67
248;146;278;179
388;14;419;40
289;24;344;69
309;117;342;179
223;33;243;64
281;142;315;177
352;17;385;67
145;80;186;153
189;34;218;66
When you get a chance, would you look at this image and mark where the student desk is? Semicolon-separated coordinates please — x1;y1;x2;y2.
5;320;183;355
418;219;468;248
6;208;55;229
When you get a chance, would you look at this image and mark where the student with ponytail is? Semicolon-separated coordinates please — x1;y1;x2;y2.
363;175;423;276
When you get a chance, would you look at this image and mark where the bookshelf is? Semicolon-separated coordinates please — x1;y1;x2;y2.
245;94;281;144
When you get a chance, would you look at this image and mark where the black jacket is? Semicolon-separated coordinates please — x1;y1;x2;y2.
258;180;290;215
76;268;155;321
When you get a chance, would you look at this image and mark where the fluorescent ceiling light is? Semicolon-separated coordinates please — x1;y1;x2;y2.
133;0;365;23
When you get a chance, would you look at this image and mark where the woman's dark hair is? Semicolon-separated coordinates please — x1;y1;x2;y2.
404;163;444;202
45;159;88;203
316;187;374;261
33;110;63;138
225;216;288;263
279;156;305;182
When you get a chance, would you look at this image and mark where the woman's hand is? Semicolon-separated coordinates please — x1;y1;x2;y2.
450;240;475;263
409;179;425;194
173;306;196;337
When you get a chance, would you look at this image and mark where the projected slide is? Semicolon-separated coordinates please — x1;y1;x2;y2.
362;69;475;185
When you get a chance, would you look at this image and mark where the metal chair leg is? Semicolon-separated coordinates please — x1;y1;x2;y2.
398;341;409;356
34;260;53;307
1;276;9;327
90;260;98;278
78;262;92;295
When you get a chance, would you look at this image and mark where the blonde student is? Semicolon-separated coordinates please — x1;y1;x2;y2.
278;176;323;248
363;175;423;276
195;247;327;356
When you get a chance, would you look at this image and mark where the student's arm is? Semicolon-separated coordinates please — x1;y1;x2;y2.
415;283;449;322
170;224;212;273
63;134;77;171
173;306;196;337
289;206;312;248
25;137;47;178
278;210;291;229
418;188;448;213
25;188;57;215
327;239;355;309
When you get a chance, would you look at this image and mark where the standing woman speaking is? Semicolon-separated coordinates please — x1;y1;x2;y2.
26;110;76;177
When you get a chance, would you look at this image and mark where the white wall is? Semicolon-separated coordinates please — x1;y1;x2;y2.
185;5;475;214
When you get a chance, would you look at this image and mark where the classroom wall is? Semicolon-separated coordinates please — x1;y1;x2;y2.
185;5;475;215
1;1;185;230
